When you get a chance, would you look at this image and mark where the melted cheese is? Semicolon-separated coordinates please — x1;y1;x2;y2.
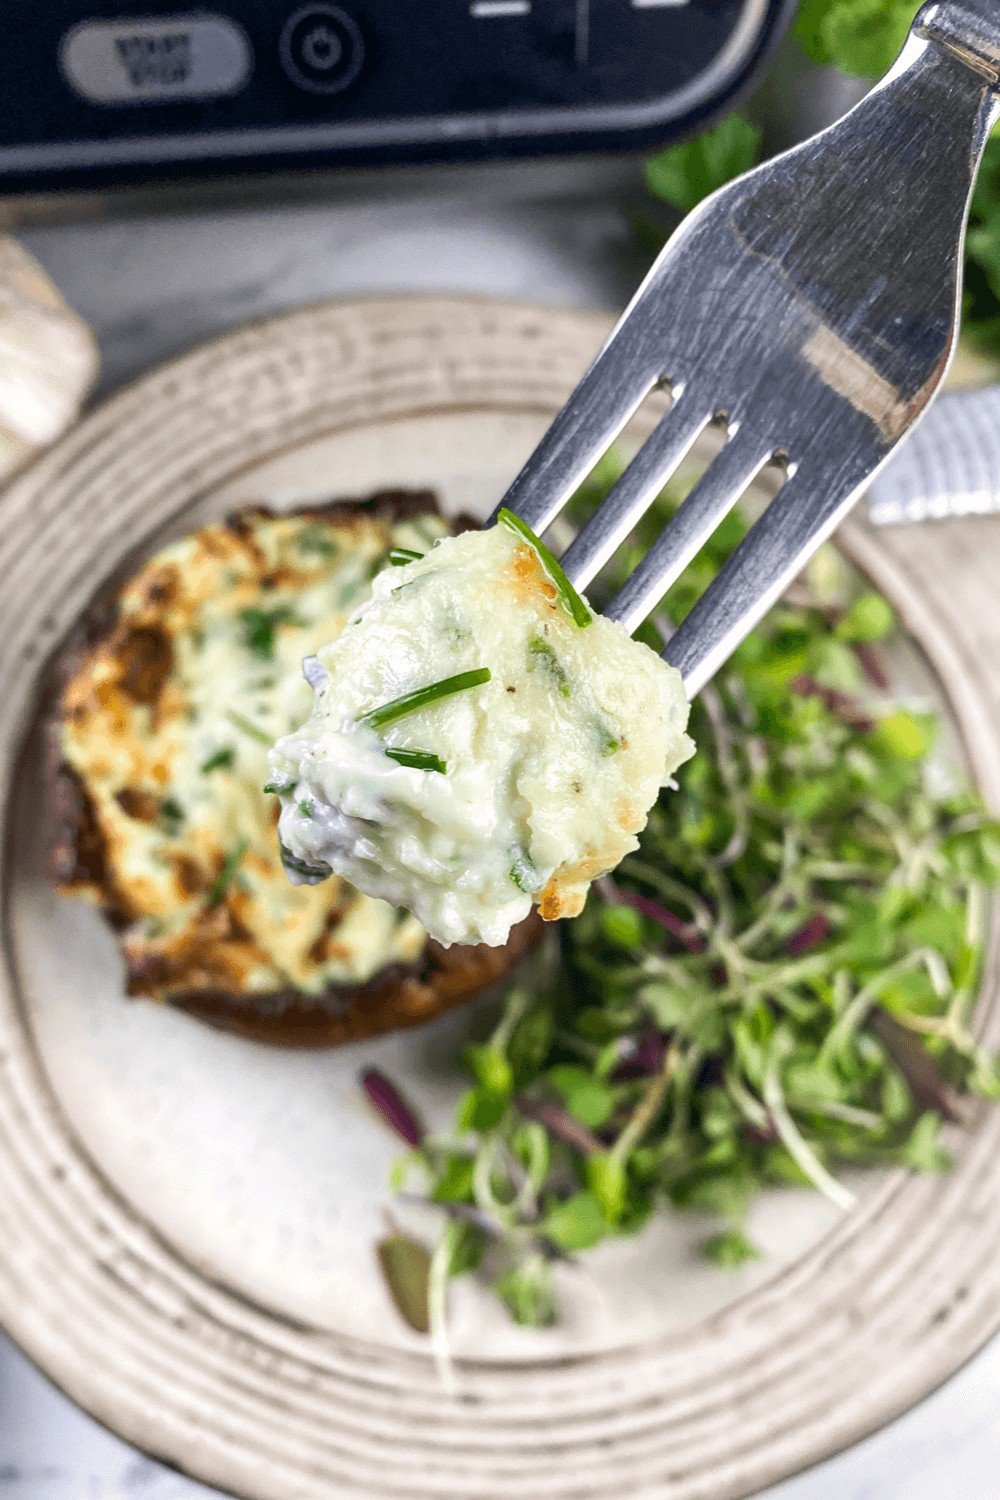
59;502;448;1000
271;523;694;947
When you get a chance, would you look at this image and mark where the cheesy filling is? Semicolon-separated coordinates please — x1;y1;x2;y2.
271;521;694;947
58;502;449;1000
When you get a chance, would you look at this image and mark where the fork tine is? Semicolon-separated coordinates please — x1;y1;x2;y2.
603;436;776;634
491;325;663;535
559;395;712;589
664;463;869;697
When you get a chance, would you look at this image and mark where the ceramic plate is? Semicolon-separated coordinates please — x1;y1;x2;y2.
1;296;999;1499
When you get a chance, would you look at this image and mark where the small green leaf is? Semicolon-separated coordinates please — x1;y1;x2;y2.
239;605;304;660
377;1232;432;1333
159;796;184;833
527;635;571;696
430;1154;476;1204
542;1191;609;1252
279;841;331;882
701;1228;761;1267
600;904;644;948
495;1255;556;1327
645;112;761;214
837;593;896;643
547;1065;615;1129
794;0;921;80
596;721;621;757
465;1044;514;1100
586;1152;628;1225
901;1112;952;1173
509;846;540;894
456;1085;508;1132
870;710;935;761
297;525;340;558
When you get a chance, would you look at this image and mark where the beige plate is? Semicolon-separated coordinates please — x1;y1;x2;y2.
2;295;1000;1499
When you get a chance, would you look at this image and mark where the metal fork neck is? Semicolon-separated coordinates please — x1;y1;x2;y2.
917;0;1000;81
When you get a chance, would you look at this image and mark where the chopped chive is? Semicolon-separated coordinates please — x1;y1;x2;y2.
263;778;295;795
279;841;332;882
359;668;491;730
597;722;621;757
297;525;339;558
389;547;425;566
509;846;539;893
207;838;248;907
297;799;315;818
385;747;447;774
528;635;571;697
201;747;235;773
159;796;184;833
226;709;272;745
239;605;304;660
498;507;592;628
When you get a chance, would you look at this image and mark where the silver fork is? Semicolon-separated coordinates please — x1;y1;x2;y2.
492;0;1000;699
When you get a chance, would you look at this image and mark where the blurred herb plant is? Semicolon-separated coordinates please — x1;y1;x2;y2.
369;458;1000;1335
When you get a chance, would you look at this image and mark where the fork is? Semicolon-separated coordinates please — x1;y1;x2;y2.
492;0;1000;699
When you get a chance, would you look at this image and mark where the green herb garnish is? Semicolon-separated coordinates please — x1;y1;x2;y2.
159;796;184;833
509;846;539;894
527;635;571;697
207;838;248;907
497;508;592;628
226;709;272;745
239;605;304;660
201;747;235;774
263;778;295;795
359;669;491;730
389;547;425;566
645;111;761;216
297;525;340;559
596;722;620;757
702;1229;762;1268
385;747;447;774
297;799;314;818
279;842;332;882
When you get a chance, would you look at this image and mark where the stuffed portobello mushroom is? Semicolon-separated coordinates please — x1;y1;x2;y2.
51;490;537;1046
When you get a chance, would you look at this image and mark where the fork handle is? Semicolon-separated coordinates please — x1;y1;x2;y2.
917;0;1000;79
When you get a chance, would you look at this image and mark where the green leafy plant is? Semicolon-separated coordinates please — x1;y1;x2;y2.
645;112;762;216
793;0;921;78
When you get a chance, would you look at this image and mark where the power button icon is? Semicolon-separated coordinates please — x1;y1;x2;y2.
279;4;364;94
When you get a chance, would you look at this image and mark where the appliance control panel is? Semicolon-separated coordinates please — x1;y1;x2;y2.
0;1;793;193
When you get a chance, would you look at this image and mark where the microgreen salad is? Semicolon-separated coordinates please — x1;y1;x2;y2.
365;467;1000;1336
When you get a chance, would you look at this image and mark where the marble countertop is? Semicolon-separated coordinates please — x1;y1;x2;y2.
4;160;999;1500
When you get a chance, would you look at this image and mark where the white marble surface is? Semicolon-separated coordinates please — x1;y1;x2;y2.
3;159;999;1499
